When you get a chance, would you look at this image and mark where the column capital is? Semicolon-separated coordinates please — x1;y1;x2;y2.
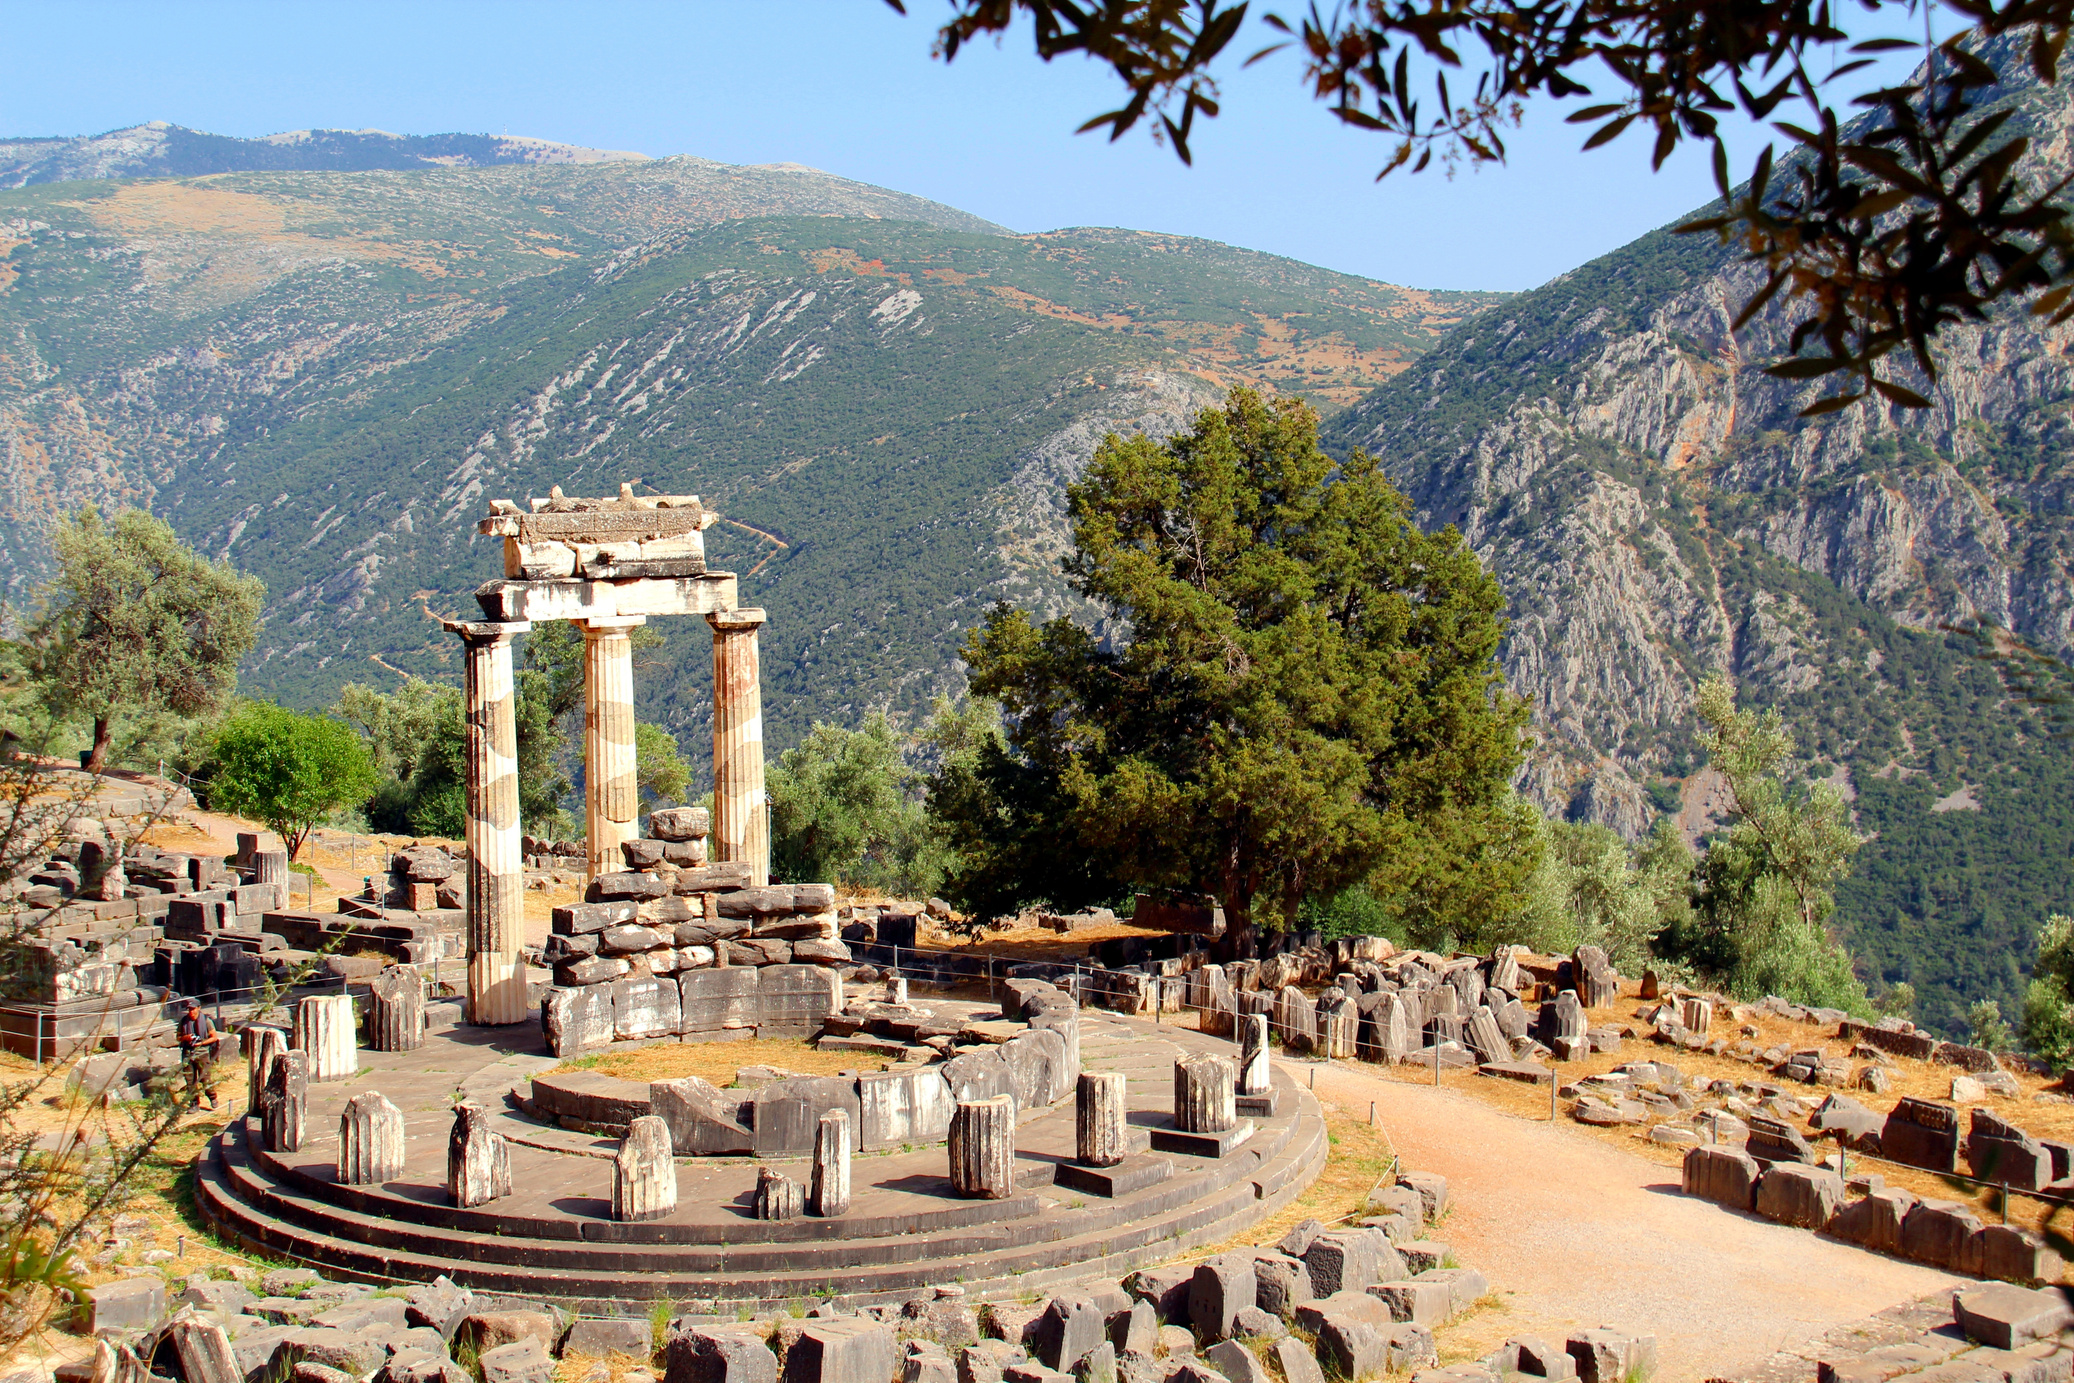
442;618;531;645
707;607;767;632
581;614;648;633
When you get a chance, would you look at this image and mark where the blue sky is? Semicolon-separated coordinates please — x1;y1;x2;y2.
2;1;1924;292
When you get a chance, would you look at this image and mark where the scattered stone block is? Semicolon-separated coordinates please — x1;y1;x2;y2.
162;1315;240;1383
293;994;358;1083
1125;1266;1194;1325
1411;1268;1486;1318
667;1327;780;1383
614;1113;678;1222
785;1320;898;1383
1830;1188;1918;1256
1565;1331;1656;1383
1682;1146;1760;1210
755;1166;806;1221
447;1103;510;1208
1188;1256;1257;1340
1954;1284;2074;1349
338;1091;406;1185
1251;1254;1312;1319
1203;1341;1271;1383
1509;1338;1577;1379
1032;1296;1106;1373
950;1096;1015;1199
1979;1224;2065;1285
1881;1098;1961;1173
1902;1199;1987;1274
1270;1339;1325;1383
478;1340;554;1383
87;1277;165;1333
1369;1281;1453;1326
1756;1164;1843;1229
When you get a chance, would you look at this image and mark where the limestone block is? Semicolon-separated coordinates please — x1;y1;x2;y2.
650;807;712;841
1076;1072;1128;1168
1978;1224;2064;1285
785;1320;898;1383
681;966;761;1033
1303;1233;1383;1298
557;956;631;987
553;901;640;935
1188;1255;1257;1340
614;1113;677;1222
478;1341;553;1383
245;1025;288;1111
1881;1097;1961;1173
338;1091;406;1185
542;985;615;1057
1273;987;1316;1051
1032;1296;1106;1372
1829;1188;1918;1255
1901;1199;1986;1273
1293;1294;1434;1378
87;1277;165;1333
1238;1014;1271;1095
755;1166;805;1220
1681;1146;1759;1210
1251;1253;1312;1319
1003;1029;1067;1112
1464;1006;1507;1065
613;975;682;1041
1174;1054;1236;1134
447;1103;511;1208
163;1315;240;1383
261;1050;308;1153
600;924;670;954
293;995;358;1082
1270;1339;1325;1383
944;1046;1016;1107
667;1327;779;1383
811;1108;851;1218
368;966;426;1052
1954;1284;2074;1349
858;1069;956;1150
1565;1331;1656;1383
1755;1164;1843;1229
759;964;842;1034
950;1096;1016;1199
651;1075;755;1156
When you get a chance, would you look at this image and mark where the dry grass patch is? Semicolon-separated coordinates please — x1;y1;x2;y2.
554;1037;886;1085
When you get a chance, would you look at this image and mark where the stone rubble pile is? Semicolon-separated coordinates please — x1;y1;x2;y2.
536;807;855;1056
86;1161;1671;1383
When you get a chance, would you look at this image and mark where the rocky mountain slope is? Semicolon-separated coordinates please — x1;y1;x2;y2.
0;150;1496;778
0;122;649;186
1322;35;2074;1035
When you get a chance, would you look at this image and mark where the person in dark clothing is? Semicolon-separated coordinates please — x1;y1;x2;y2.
178;1000;222;1110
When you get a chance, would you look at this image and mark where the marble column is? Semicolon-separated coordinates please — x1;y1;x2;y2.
583;616;645;882
293;994;358;1083
338;1092;406;1185
451;619;531;1026
708;608;769;887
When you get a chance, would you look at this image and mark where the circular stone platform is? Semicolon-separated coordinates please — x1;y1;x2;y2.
197;999;1327;1310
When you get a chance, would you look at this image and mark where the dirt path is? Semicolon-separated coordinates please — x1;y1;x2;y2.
1303;1060;1959;1383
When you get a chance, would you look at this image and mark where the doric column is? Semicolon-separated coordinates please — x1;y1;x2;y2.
583;616;645;881
450;619;531;1026
708;608;769;886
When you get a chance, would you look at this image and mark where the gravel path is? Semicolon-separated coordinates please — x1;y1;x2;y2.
1306;1060;1959;1383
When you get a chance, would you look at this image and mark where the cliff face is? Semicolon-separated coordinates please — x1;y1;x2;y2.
1319;40;2074;1032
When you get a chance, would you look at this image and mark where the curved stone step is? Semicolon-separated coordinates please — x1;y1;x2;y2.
197;1081;1326;1309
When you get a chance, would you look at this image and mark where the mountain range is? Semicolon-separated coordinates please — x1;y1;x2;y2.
4;105;2072;1037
